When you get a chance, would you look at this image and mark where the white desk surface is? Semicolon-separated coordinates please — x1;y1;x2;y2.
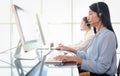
46;64;79;76
44;50;79;76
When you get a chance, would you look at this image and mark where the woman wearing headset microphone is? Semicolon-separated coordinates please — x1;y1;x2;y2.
55;16;95;53
54;2;118;76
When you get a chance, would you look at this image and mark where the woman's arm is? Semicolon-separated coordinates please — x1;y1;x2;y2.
55;44;77;54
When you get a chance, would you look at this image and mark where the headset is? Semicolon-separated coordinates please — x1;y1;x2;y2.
83;17;90;26
97;2;102;18
86;23;90;26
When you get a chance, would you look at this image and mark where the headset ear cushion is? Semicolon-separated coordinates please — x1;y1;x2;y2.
99;12;102;18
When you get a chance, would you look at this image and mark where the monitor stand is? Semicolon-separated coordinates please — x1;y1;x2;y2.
14;40;38;60
14;59;25;76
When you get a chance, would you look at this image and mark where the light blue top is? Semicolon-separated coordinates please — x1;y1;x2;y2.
76;27;117;75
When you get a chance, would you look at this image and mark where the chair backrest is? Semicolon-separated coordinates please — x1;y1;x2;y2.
117;59;120;76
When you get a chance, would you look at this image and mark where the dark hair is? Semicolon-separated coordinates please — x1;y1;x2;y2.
89;2;114;32
83;17;90;27
89;2;118;48
83;17;96;34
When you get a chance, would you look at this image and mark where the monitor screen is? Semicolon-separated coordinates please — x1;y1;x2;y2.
12;4;46;52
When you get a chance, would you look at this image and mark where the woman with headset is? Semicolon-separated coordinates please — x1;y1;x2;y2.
54;2;118;76
55;16;95;53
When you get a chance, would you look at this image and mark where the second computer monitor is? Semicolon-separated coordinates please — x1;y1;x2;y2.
12;4;46;52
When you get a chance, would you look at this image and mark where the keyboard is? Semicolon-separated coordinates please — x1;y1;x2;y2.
45;50;75;65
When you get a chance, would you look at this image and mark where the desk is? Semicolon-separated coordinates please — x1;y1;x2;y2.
15;59;79;76
47;64;79;76
14;49;79;76
44;50;79;76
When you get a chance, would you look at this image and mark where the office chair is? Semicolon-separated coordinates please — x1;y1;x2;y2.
79;72;90;76
117;59;120;76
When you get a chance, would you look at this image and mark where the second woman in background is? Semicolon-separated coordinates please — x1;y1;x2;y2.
56;16;95;53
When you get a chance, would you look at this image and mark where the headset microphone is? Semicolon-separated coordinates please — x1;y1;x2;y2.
80;29;83;31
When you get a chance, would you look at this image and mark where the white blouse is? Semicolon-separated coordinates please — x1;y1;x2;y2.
69;29;95;51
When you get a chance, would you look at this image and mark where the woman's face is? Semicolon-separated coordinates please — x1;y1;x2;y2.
88;9;100;27
80;20;89;30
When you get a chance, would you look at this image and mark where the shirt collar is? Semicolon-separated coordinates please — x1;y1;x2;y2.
96;27;106;37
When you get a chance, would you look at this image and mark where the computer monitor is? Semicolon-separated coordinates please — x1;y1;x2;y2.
12;4;46;52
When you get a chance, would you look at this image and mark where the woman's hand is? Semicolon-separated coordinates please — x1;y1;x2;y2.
55;44;70;51
54;55;82;65
55;44;77;54
55;44;64;50
54;55;74;62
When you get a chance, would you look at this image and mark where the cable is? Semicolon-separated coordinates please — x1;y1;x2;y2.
0;46;17;54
